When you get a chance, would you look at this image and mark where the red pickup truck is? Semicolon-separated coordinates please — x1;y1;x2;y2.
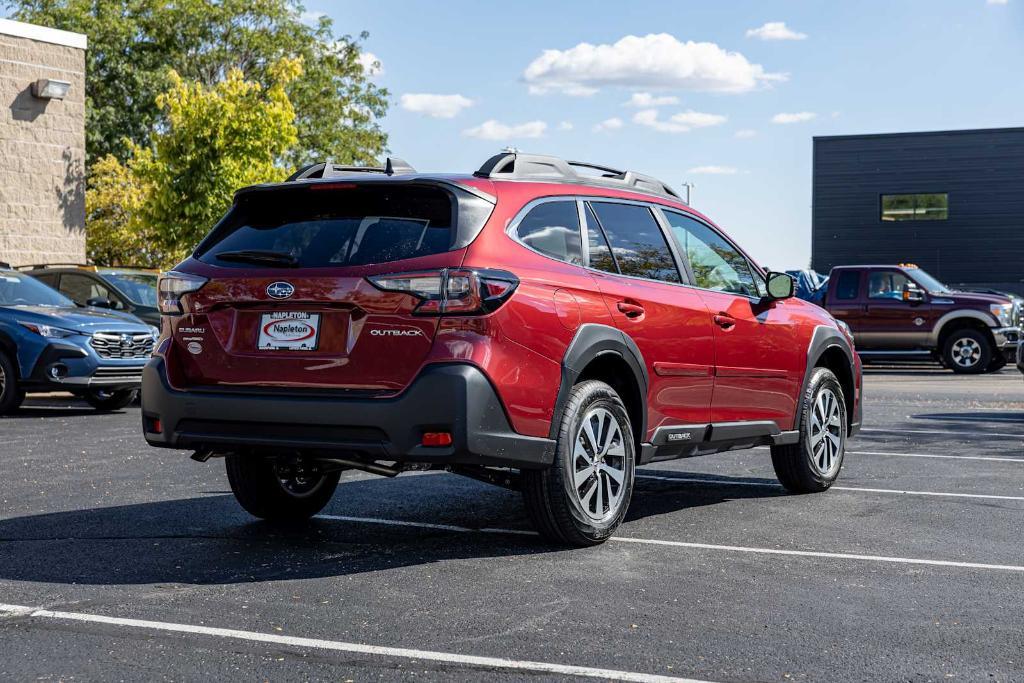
823;264;1021;373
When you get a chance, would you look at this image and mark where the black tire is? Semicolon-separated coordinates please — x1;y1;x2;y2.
771;367;847;494
986;355;1007;373
0;350;25;415
521;380;636;546
226;454;340;522
83;388;137;411
942;328;992;374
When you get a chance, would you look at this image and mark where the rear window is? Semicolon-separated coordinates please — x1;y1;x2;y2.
198;185;457;268
834;271;860;300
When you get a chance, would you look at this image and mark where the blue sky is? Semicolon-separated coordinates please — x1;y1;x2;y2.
311;0;1022;270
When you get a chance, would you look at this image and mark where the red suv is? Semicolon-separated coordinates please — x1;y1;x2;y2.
142;153;862;545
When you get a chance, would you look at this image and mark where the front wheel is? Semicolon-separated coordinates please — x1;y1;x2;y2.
943;329;992;374
771;367;847;493
83;388;137;411
226;454;340;521
0;350;25;415
521;380;636;546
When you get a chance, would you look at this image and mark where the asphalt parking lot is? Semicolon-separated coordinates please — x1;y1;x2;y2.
2;367;1023;682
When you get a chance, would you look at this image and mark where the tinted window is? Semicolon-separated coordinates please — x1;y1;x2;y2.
587;202;680;283
834;271;861;300
515;201;583;265
199;185;456;268
101;271;159;306
584;204;617;274
868;271;911;300
61;274;116;305
663;211;759;296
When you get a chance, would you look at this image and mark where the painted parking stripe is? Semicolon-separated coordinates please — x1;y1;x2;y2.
635;474;1024;501
848;450;1024;464
313;515;1024;573
0;604;707;683
860;427;1024;439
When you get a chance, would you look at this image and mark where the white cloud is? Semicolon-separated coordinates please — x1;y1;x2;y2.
772;111;817;124
463;119;547;140
987;0;1008;5
523;33;784;96
400;93;474;119
745;21;807;41
358;52;383;76
624;92;680;107
633;108;726;133
299;10;326;26
558;120;574;131
688;165;739;175
592;117;624;133
734;128;757;138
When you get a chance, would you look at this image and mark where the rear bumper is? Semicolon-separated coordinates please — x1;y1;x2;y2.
141;358;554;468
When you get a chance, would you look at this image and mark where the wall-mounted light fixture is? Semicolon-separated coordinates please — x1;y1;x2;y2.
31;78;71;100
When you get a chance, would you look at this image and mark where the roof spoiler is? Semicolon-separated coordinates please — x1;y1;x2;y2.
287;157;417;182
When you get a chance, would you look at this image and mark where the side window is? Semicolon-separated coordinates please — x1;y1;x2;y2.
60;274;113;305
834;271;861;300
662;211;759;296
584;204;617;274
587;202;680;283
514;201;583;265
33;272;59;287
868;271;910;300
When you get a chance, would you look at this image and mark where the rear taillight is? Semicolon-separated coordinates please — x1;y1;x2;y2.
158;271;208;314
368;269;518;316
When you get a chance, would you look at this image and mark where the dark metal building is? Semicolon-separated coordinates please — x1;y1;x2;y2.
812;127;1024;295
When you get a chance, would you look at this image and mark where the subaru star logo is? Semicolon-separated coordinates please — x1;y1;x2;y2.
266;282;295;299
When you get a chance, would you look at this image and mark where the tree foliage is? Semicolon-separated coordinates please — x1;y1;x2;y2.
7;0;388;167
86;60;301;267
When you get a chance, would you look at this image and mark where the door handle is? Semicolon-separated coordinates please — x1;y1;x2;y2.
713;313;736;329
616;301;645;319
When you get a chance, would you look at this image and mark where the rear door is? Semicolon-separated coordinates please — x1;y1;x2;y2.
175;182;488;393
660;209;803;427
582;200;715;428
826;269;868;340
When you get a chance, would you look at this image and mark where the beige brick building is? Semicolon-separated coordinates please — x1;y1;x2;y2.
0;18;87;267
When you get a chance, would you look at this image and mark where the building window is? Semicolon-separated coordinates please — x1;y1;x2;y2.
881;193;948;222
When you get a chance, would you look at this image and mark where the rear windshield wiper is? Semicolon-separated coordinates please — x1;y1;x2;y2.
214;250;299;267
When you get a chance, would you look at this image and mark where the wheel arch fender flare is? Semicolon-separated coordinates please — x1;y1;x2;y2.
929;311;998;347
549;323;649;442
797;325;857;434
0;328;20;377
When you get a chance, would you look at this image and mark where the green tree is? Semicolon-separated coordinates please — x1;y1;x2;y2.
86;59;301;267
7;0;387;167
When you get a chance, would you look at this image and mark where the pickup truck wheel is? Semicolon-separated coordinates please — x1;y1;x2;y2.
771;367;847;493
522;380;635;546
943;329;992;374
83;388;137;411
0;351;25;415
226;454;340;521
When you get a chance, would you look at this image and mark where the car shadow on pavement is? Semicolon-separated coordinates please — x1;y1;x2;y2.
0;471;782;587
911;411;1024;424
2;406;108;418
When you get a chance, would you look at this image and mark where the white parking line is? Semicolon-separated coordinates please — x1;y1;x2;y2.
849;450;1024;464
0;604;708;683
312;515;1024;573
635;474;1024;501
861;427;1024;439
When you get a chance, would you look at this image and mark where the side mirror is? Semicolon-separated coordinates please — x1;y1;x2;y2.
902;283;925;304
765;272;795;300
86;297;116;310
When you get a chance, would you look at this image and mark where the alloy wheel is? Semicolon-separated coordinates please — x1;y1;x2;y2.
951;336;982;368
808;387;844;477
572;407;628;522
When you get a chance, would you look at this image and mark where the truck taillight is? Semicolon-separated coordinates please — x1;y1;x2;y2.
158;271;208;314
368;269;518;316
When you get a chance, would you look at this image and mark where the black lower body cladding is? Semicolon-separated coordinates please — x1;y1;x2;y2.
141;358;554;468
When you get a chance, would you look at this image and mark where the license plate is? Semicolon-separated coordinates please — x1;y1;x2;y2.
258;312;321;351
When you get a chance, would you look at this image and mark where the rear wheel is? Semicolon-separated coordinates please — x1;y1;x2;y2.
83;388;137;411
771;367;847;493
522;380;635;546
226;454;340;521
942;329;992;374
0;351;25;415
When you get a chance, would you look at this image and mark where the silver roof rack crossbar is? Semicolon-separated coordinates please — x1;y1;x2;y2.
474;152;683;202
287;157;417;182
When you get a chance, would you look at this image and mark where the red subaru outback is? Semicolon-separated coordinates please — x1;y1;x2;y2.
142;153;862;545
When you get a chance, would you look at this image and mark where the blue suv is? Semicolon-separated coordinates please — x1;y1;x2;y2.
0;265;157;414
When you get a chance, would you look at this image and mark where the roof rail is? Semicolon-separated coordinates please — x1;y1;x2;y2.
14;263;97;271
0;261;10;270
287;157;416;182
474;152;683;202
